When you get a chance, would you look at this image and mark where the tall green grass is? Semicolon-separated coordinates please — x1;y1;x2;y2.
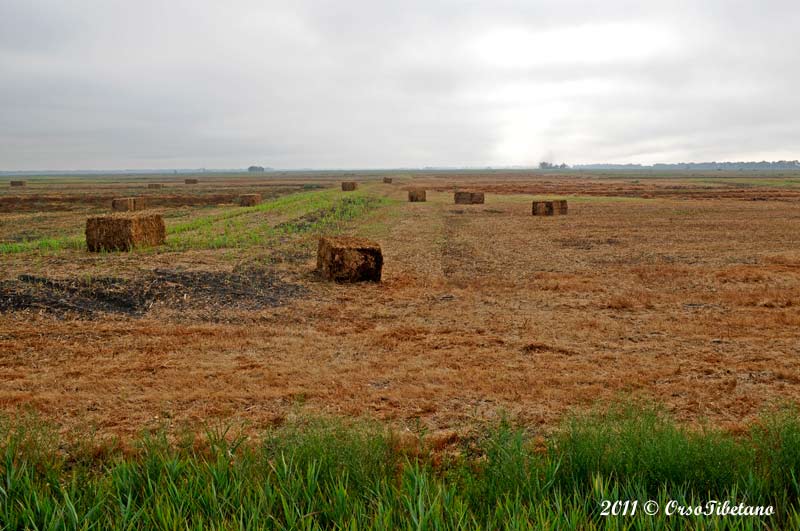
1;403;798;529
0;235;85;254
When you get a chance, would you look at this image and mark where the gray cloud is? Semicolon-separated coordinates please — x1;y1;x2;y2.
0;0;798;170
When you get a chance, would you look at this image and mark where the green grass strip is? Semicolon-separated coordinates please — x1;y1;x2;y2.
0;401;798;529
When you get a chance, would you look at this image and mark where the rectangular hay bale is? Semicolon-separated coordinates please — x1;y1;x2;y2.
454;191;484;204
147;183;163;189
532;201;555;216
111;197;147;212
184;178;199;184
408;190;427;202
470;192;485;204
383;177;393;184
317;236;383;282
111;198;135;212
85;213;166;252
556;199;568;214
341;181;357;191
9;181;26;187
239;193;261;206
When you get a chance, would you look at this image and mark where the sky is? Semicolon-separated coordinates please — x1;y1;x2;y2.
1;0;799;170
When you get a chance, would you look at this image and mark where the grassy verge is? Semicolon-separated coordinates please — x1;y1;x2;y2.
0;189;392;255
1;402;798;529
166;188;392;251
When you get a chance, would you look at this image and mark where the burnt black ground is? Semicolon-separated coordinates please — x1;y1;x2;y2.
0;267;307;319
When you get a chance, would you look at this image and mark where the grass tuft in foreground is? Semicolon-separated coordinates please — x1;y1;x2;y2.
1;403;799;529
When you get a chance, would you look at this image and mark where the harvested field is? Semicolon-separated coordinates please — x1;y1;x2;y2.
2;172;800;441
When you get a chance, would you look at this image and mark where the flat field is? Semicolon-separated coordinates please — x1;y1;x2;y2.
2;170;800;440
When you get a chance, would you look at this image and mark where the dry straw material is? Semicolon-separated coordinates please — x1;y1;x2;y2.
9;181;26;187
532;200;568;216
239;193;261;206
341;182;357;191
532;201;555;216
111;197;148;212
184;179;199;185
454;192;485;204
408;190;427;202
317;236;383;282
147;183;163;189
85;212;166;252
383;177;393;184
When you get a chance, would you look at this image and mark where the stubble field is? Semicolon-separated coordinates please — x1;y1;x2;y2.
2;170;799;442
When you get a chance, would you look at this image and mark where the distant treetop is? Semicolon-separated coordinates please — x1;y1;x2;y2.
539;162;569;169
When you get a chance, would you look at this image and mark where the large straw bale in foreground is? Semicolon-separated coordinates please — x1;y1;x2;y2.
239;193;261;206
317;236;383;282
85;212;166;252
454;191;484;204
408;190;426;202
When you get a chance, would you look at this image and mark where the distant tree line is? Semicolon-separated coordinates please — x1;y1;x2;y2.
539;162;569;169
248;166;266;172
574;161;800;170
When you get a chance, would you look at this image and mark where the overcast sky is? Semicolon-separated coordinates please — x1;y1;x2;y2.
1;0;798;170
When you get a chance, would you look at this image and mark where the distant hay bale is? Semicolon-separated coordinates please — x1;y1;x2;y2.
454;192;471;204
408;190;427;202
85;212;166;252
239;193;261;206
342;182;357;191
531;200;567;215
531;201;552;216
147;183;163;189
383;177;393;184
184;178;199;185
454;191;484;204
9;181;26;187
111;197;148;212
317;236;383;282
112;198;134;212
